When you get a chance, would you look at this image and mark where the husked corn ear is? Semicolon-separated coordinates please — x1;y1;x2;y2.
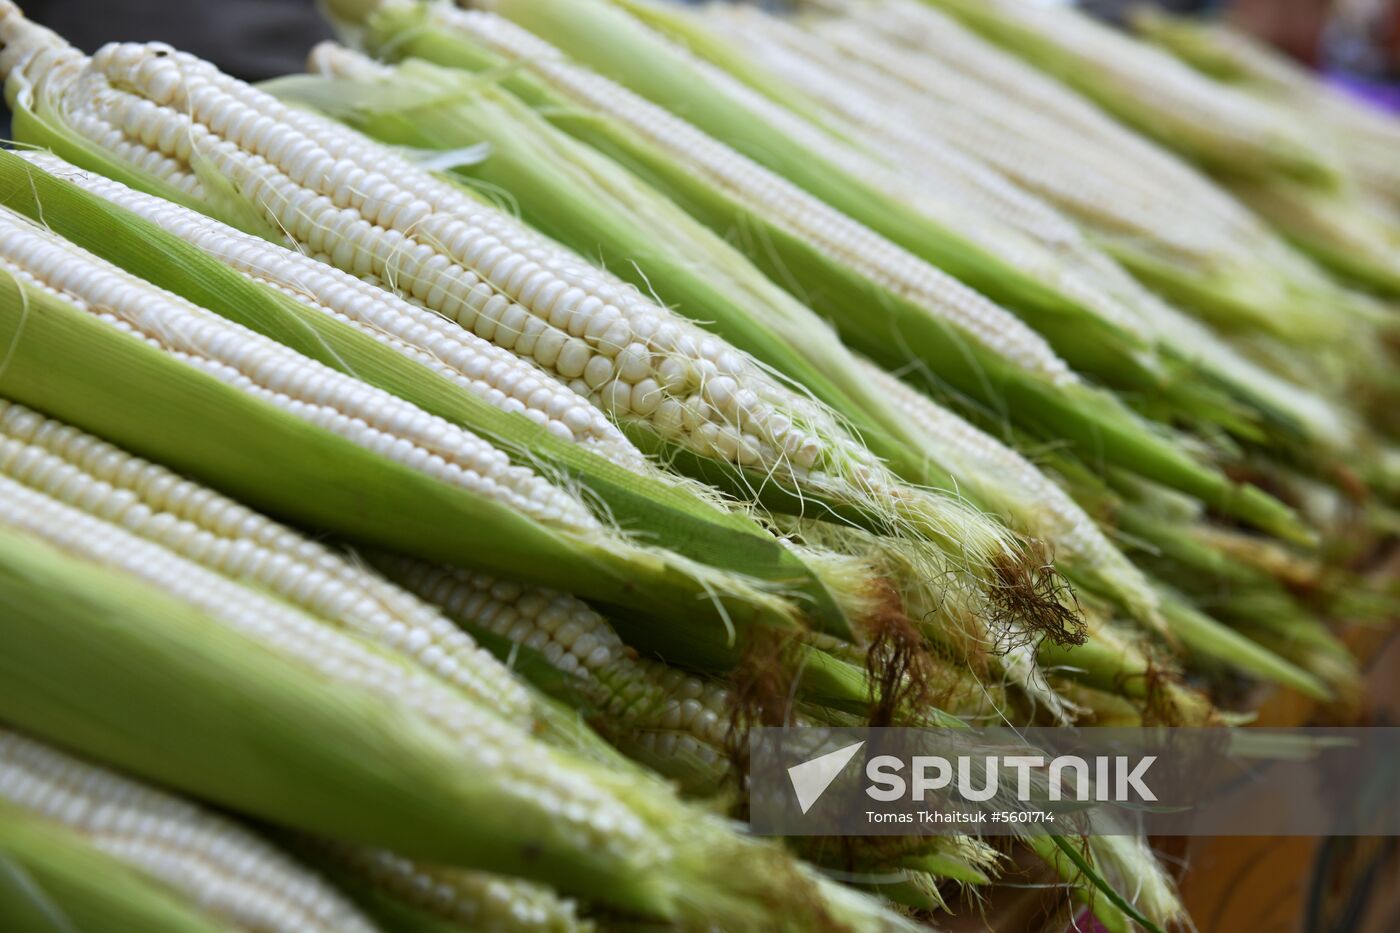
321;845;588;933
0;728;378;933
386;559;728;770
20;151;645;470
418;4;1072;386
0;398;535;726
0;205;601;533
39;33;849;476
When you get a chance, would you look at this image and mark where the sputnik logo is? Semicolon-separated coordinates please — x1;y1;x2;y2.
787;740;865;814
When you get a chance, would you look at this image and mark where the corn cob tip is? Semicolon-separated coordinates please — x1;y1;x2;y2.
0;2;68;98
306;41;387;80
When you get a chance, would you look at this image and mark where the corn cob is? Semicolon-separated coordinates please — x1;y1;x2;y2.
18;150;646;470
0;207;592;533
382;558;731;789
0;727;379;933
0;514;653;899
0;473;588;771
0;9;1053;629
307;845;588;933
0;802;231;933
349;0;1311;545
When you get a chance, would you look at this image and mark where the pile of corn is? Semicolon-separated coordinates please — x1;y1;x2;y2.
0;0;1394;929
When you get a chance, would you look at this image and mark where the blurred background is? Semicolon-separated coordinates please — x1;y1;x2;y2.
15;0;1400;98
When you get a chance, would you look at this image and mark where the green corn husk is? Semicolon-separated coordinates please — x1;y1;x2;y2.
349;0;1312;546
0;149;860;640
0;803;227;933
0;523;916;930
920;0;1339;187
0;526;643;904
